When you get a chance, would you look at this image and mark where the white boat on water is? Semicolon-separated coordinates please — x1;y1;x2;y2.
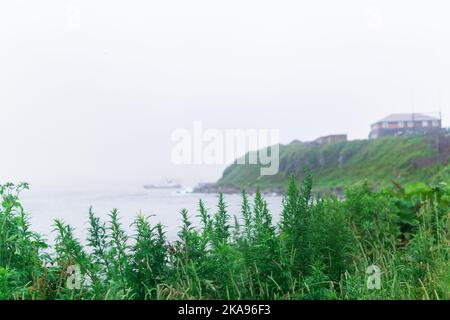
144;179;182;190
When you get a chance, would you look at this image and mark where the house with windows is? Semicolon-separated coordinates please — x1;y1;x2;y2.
369;113;442;139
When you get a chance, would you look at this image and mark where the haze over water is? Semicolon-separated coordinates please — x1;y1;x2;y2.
22;186;283;242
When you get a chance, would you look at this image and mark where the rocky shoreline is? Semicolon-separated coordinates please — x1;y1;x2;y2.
193;183;345;198
193;183;284;196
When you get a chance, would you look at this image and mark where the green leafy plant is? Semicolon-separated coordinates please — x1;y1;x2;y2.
0;177;448;300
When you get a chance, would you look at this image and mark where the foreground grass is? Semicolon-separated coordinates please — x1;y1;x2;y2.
0;177;449;300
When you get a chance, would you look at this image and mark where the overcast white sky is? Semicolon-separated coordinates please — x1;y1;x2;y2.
0;0;449;188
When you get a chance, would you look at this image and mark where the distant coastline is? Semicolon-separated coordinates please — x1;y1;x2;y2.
193;183;284;196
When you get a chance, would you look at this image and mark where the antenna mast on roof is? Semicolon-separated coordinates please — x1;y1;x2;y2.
411;89;416;134
438;88;442;126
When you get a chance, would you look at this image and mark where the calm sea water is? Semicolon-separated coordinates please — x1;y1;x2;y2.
21;186;283;243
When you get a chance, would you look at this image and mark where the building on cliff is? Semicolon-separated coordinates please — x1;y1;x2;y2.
369;113;442;139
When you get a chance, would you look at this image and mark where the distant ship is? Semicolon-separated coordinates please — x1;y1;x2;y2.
143;179;182;190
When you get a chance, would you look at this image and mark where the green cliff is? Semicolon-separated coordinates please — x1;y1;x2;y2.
217;134;450;192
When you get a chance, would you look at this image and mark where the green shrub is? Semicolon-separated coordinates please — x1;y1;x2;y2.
0;177;448;300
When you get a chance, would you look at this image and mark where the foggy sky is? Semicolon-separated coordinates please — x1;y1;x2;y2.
0;0;449;188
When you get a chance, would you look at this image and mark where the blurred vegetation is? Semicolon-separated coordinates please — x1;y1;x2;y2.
0;176;448;300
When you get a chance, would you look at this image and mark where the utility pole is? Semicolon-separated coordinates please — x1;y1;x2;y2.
438;88;443;130
411;89;415;134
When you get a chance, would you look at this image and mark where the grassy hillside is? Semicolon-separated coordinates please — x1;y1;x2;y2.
218;135;450;192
